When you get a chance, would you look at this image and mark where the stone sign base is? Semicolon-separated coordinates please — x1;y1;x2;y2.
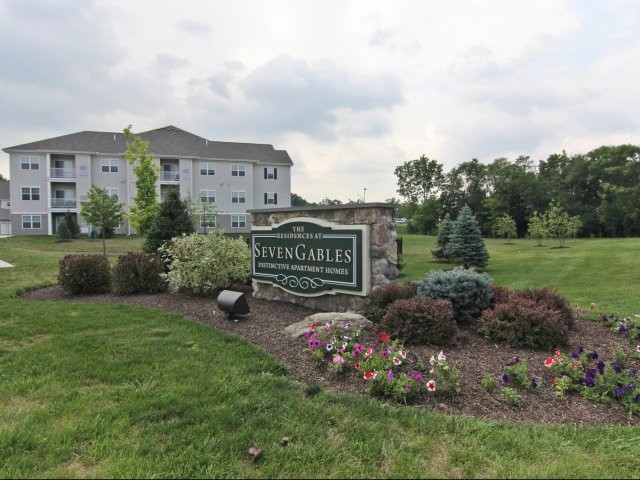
250;203;399;313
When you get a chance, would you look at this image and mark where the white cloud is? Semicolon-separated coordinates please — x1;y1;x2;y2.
1;0;640;204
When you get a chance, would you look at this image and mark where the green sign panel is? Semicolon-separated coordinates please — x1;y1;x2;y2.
251;219;366;295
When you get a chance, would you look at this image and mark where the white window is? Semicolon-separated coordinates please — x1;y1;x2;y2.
231;214;246;228
21;186;40;201
101;159;119;173
265;192;278;205
264;167;278;179
106;188;119;201
200;162;215;175
201;214;217;227
232;164;246;177
20;156;40;170
200;189;216;203
231;191;246;204
22;215;41;229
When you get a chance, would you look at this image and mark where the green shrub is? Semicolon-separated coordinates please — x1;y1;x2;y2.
364;282;416;322
378;296;457;346
478;295;570;349
159;233;251;295
63;212;81;238
112;252;166;295
58;254;111;294
515;287;576;329
416;267;493;324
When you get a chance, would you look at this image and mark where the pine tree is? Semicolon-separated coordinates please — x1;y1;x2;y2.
143;189;194;253
445;206;489;269
431;213;454;262
63;212;81;238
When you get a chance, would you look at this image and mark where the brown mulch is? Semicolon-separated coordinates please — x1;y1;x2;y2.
19;285;640;427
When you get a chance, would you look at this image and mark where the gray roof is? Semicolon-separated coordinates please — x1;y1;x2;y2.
3;125;293;165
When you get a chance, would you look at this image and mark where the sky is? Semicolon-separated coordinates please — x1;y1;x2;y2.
1;0;639;203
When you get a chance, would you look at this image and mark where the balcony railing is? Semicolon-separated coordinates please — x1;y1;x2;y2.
160;171;180;182
50;168;76;178
50;198;77;208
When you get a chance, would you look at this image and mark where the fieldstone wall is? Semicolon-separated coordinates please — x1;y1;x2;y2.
249;203;399;313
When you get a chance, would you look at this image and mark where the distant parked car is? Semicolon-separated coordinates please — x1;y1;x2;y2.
394;218;407;224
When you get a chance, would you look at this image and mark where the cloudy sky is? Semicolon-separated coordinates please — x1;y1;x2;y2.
1;0;639;203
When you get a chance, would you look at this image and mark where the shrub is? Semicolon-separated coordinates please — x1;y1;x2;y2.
378;296;457;346
478;295;570;349
159;233;251;295
363;282;416;322
416;267;493;324
112;252;166;295
58;254;111;294
489;284;511;306
515;287;576;329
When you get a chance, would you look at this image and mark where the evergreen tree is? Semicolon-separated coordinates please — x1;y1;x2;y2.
143;189;194;253
431;213;454;262
63;212;81;238
445;206;490;269
57;221;72;241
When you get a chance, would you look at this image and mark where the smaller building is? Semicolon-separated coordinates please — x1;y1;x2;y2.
0;180;11;235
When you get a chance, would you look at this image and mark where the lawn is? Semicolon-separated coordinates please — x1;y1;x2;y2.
1;234;639;478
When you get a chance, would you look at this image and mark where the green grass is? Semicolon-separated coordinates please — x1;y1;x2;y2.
1;234;640;478
398;235;640;315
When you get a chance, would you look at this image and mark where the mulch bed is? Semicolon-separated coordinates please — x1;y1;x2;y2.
19;285;640;427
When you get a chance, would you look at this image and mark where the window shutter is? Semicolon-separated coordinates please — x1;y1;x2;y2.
264;193;267;204
264;168;267;179
274;193;278;204
274;168;278;179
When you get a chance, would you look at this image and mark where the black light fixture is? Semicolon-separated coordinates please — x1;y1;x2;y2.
216;290;250;320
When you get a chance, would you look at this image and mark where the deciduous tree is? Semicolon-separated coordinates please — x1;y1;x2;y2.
80;186;124;255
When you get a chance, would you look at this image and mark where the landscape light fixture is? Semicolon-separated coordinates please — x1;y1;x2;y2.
216;290;250;320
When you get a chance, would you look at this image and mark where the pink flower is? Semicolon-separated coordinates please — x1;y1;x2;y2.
354;362;361;370
310;322;317;331
332;354;345;365
555;350;561;357
426;379;437;392
386;370;394;381
393;356;402;366
544;357;555;367
400;350;407;359
365;348;374;357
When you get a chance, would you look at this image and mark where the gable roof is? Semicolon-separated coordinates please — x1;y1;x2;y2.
3;125;293;165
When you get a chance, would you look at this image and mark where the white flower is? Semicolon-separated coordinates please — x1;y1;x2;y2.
437;351;446;361
429;355;436;366
326;343;334;352
426;379;437;392
636;345;640;353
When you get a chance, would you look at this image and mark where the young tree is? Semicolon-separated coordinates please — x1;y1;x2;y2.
527;211;548;247
545;203;572;248
80;186;124;255
123;125;159;235
493;214;517;241
445;206;490;269
431;212;454;262
143;189;194;253
63;211;81;238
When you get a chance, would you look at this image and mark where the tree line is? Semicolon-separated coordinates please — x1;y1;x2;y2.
394;145;640;237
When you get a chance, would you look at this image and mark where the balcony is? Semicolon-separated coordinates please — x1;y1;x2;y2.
50;198;77;208
50;167;76;179
160;171;180;182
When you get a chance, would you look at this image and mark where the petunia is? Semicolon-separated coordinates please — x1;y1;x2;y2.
429;355;436;366
400;350;407;359
636;345;640;353
502;373;510;385
387;370;394;381
310;322;317;331
551;377;557;384
544;357;555;367
426;379;437;392
555;350;561;357
365;348;374;357
364;370;374;380
380;331;390;342
326;343;334;352
410;372;425;383
614;386;626;396
393;356;402;366
332;354;345;365
354;362;361;370
530;377;538;389
611;362;622;373
353;343;363;353
438;351;446;361
590;350;599;360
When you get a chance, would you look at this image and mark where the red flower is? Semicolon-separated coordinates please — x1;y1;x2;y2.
551;377;557;384
364;370;374;380
310;323;317;331
354;362;361;370
544;357;555;367
380;331;390;342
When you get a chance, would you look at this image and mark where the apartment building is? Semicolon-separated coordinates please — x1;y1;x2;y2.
0;180;10;235
3;126;292;235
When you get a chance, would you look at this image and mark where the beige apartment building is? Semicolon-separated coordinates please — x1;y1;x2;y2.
3;126;292;235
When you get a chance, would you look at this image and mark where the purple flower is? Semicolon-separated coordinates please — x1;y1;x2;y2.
502;373;510;385
626;384;637;392
590;350;599;360
353;343;363;354
530;377;538;389
387;370;394;381
597;360;605;375
611;362;622;373
614;385;626;396
409;372;425;383
506;356;521;366
634;395;640;403
631;369;638;378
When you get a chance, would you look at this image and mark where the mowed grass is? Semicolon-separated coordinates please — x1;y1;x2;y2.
1;234;640;478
